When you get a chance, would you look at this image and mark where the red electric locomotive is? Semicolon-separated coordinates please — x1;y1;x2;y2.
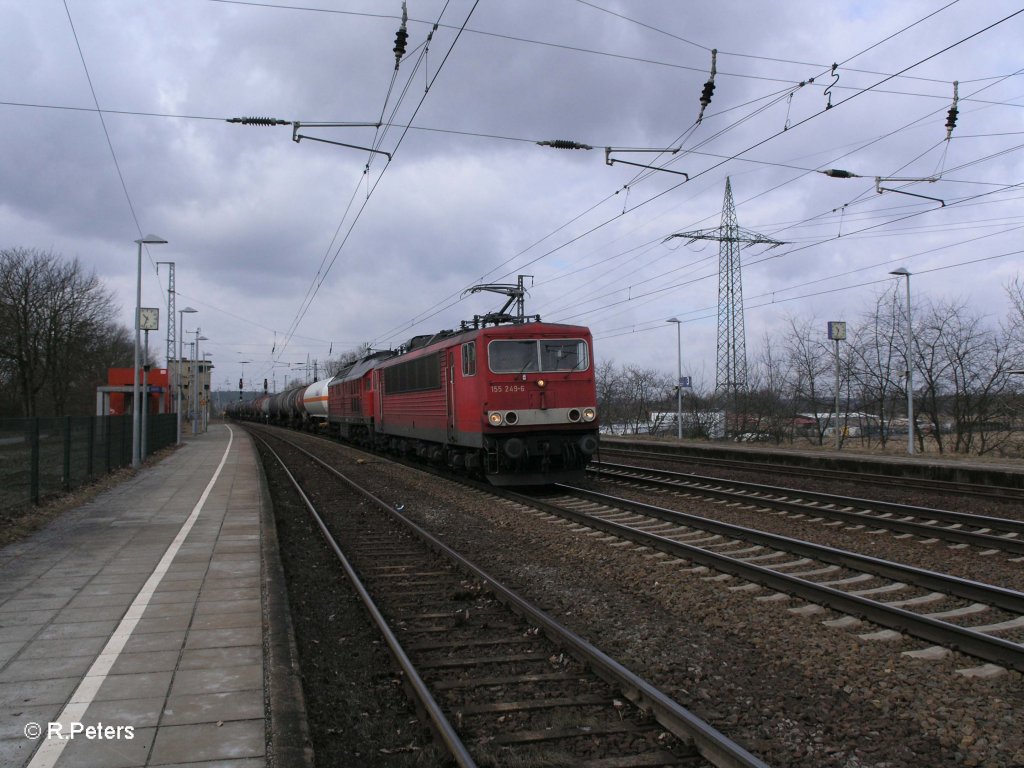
373;319;598;485
319;318;597;485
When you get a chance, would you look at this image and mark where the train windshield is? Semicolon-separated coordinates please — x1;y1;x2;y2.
488;339;589;373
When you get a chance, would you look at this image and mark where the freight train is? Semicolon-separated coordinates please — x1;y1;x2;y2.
227;318;599;485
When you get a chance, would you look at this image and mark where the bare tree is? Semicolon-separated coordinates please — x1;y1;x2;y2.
593;360;672;435
743;332;790;443
1008;275;1024;329
781;315;832;444
621;364;672;434
914;298;1016;454
0;249;49;415
326;342;374;377
0;248;120;416
44;260;120;415
849;286;904;448
595;359;624;434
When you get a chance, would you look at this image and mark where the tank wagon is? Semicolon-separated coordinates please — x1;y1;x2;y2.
230;319;599;486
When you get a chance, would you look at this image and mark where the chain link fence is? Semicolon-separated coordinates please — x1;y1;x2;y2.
0;414;177;512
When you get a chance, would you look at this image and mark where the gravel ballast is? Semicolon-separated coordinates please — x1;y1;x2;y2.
262;432;1024;767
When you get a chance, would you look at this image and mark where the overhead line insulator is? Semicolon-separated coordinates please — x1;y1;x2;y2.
393;28;408;61
226;116;292;126
945;80;959;141
537;139;594;150
393;1;409;70
696;48;717;125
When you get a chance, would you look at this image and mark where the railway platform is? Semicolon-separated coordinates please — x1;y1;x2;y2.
0;423;308;768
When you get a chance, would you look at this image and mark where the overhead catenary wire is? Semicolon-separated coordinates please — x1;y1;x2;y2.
274;0;481;363
591;245;1024;345
512;13;1024;331
61;1;148;256
28;1;1024;373
208;0;1024;100
555;176;1024;335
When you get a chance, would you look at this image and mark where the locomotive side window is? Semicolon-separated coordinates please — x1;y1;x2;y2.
488;339;589;373
385;353;442;394
462;342;477;376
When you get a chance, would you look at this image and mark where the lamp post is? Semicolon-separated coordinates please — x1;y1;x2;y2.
193;333;208;435
132;234;167;469
142;336;150;461
203;354;213;430
666;318;682;439
176;307;197;444
890;267;914;455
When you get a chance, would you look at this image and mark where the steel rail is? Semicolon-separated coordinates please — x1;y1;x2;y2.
255;435;479;768
598;444;1024;499
590;461;1024;555
555;484;1024;615
522;485;1024;673
260;429;770;768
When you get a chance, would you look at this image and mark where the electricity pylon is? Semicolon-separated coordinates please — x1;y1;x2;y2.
664;177;785;398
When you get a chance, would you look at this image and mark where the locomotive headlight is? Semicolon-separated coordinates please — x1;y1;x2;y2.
582;407;597;422
536;379;546;388
488;412;504;426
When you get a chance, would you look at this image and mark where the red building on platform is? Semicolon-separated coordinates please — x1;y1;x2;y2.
96;368;173;416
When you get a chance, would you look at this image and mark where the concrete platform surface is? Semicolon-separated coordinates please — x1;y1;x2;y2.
0;424;299;768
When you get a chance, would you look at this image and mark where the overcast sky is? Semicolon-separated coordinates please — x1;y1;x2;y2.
3;0;1023;393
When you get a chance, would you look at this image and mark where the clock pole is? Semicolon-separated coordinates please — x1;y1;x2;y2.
142;330;150;461
132;235;167;469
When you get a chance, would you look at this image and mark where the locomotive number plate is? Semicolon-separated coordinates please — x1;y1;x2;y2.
491;384;526;393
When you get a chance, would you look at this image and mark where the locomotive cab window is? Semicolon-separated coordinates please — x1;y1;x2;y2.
462;341;476;377
488;338;589;373
541;340;587;371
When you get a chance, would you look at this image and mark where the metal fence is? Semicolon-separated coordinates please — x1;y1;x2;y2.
0;414;177;512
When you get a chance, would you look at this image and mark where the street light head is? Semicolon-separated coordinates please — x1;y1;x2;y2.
889;267;911;277
181;306;198;314
135;234;168;245
198;335;209;342
666;317;681;324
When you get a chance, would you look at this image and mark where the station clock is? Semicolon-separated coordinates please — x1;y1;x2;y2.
138;307;160;331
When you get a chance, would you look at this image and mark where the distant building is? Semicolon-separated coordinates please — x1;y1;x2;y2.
96;359;213;420
648;410;727;439
167;358;214;424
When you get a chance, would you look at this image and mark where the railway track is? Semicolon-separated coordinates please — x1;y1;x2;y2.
511;484;1024;675
253;428;768;768
589;460;1024;558
597;445;1024;502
